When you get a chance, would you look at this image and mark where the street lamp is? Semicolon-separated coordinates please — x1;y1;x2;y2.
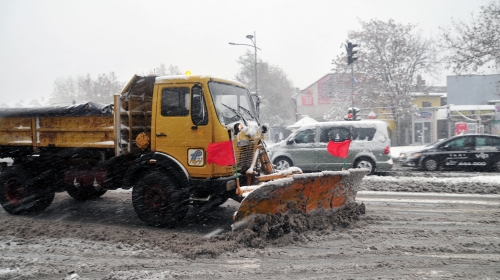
229;31;261;94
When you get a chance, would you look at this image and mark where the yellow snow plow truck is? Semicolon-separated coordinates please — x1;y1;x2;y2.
0;74;368;229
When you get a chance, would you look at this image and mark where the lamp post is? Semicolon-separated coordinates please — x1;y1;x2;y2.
229;31;260;94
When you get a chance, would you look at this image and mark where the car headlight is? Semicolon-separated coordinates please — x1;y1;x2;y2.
411;153;421;158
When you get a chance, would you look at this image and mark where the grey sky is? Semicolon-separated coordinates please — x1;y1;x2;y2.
0;0;491;106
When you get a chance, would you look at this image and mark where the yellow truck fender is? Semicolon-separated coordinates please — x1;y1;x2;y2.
121;152;189;190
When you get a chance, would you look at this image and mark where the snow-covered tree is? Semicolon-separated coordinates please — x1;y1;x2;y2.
51;72;123;105
149;64;182;76
235;50;295;126
440;0;500;74
331;19;440;145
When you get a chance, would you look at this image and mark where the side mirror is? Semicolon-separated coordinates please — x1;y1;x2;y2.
191;86;207;126
286;138;294;145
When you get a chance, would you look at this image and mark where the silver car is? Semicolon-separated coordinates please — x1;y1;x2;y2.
269;120;393;174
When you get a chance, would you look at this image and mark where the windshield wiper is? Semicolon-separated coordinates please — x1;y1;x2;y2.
238;105;259;125
222;103;247;125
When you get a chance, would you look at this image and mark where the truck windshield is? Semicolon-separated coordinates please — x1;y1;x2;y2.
209;81;258;125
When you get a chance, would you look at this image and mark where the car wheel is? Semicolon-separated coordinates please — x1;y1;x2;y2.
273;157;292;171
423;158;439;171
354;158;375;175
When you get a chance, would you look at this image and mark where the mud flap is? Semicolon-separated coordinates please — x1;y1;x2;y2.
232;168;368;230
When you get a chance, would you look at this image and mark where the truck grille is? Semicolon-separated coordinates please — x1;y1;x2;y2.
235;140;256;171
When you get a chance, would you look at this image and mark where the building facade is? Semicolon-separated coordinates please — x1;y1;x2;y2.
294;73;499;146
447;74;500;136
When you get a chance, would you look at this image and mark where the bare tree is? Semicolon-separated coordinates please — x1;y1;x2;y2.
331;19;441;145
440;1;500;74
235;50;295;126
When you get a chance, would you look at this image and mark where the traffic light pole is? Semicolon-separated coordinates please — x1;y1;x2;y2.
346;41;358;121
351;63;355;121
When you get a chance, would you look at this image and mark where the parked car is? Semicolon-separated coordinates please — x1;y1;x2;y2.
268;120;393;174
401;134;500;171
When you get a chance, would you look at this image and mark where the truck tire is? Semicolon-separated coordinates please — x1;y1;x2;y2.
354;157;375;175
64;164;107;200
132;171;189;227
0;168;55;214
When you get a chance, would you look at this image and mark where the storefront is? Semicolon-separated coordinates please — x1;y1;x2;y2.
448;105;497;135
411;107;439;145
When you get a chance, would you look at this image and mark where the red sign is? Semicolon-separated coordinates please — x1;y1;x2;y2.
455;122;467;135
301;94;314;106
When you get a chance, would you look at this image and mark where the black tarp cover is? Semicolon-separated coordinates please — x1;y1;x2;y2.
0;102;113;118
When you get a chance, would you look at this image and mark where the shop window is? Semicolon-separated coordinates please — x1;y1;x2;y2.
422;101;431;107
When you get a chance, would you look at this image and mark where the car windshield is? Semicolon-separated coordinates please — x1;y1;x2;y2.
209;81;258;125
426;139;445;147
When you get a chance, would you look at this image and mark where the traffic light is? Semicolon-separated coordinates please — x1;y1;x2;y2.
344;107;361;121
346;42;358;65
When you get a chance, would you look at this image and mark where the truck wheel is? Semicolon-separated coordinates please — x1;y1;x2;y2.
354;157;375;175
64;165;107;200
132;171;189;227
423;158;439;171
273;157;292;171
0;168;55;214
66;185;107;201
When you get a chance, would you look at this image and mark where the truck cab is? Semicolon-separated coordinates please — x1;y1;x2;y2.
117;74;264;178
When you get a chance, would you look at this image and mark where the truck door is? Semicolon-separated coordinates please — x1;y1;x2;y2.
153;84;213;177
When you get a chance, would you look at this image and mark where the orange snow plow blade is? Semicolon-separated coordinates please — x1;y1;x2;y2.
232;168;368;230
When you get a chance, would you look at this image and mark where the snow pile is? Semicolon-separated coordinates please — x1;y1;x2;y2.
235;202;366;248
241;121;260;137
361;172;500;194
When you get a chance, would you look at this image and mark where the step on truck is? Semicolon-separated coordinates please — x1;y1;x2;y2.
0;74;368;228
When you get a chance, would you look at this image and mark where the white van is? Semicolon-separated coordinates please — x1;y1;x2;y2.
268;120;393;174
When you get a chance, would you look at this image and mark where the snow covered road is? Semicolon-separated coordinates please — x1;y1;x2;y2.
0;170;499;279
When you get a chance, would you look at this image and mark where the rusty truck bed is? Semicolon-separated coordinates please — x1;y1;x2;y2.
0;102;114;149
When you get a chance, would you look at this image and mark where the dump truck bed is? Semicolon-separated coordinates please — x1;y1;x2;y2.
0;102;114;149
